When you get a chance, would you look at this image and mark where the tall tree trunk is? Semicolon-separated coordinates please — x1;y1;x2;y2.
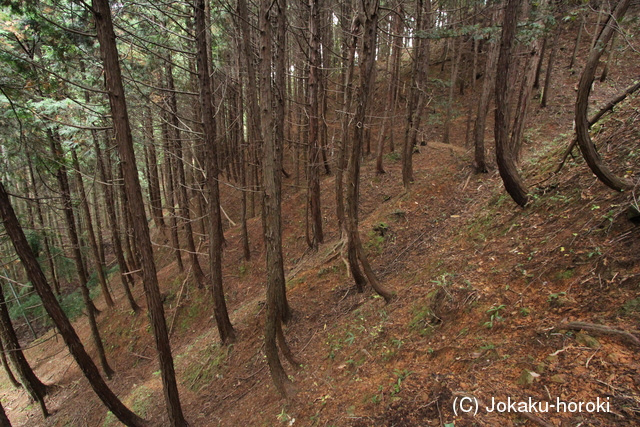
26;156;60;295
50;135;113;379
569;13;584;70
443;36;462;144
541;23;561;108
402;0;431;188
94;138;140;313
0;400;10;427
234;52;251;261
195;0;236;345
161;103;184;273
91;173;107;268
337;7;359;238
0;183;148;427
116;163;141;279
599;31;616;82
473;5;501;173
376;2;403;173
494;0;528;207
260;0;292;396
71;150;114;308
575;0;631;191
307;0;324;249
0;281;48;417
92;1;188;424
346;0;393;302
165;59;207;289
465;33;478;146
533;36;546;89
509;1;546;161
143;108;166;231
0;337;20;388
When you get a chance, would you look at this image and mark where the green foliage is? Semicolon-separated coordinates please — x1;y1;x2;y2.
182;343;229;392
483;304;506;329
390;369;412;396
621;298;640;316
547;292;567;307
385;151;401;162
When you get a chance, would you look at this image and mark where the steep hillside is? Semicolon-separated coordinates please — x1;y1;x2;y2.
1;15;640;427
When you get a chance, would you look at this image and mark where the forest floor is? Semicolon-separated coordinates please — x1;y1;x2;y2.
2;25;640;427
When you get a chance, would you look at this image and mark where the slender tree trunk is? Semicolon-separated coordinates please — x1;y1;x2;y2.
569;13;584;70
0;183;148;427
465;34;478;146
91;175;107;268
376;3;403;173
144;108;166;231
346;0;393;302
402;0;431;188
72;150;114;308
117;163;142;279
494;0;528;207
50;135;113;379
161;104;184;273
92;1;188;424
260;0;293;396
0;281;48;418
195;0;236;345
541;24;561;108
575;0;631;191
0;337;20;388
0;400;10;427
473;5;501;173
509;2;546;161
443;36;462;144
26;157;60;295
165;59;206;289
307;0;324;250
235;54;251;261
533;36;546;89
94;139;140;312
599;31;616;82
337;8;359;238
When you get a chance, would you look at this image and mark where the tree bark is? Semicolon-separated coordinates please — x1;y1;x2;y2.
26;156;60;295
143;108;166;231
336;8;359;237
92;0;187;424
165;58;207;289
71;149;114;308
160;102;184;273
0;337;20;388
49;135;113;379
494;0;529;207
443;36;463;144
575;0;631;191
376;3;403;174
346;0;393;302
94;138;140;313
0;182;148;427
473;4;501;173
307;0;324;249
0;399;10;427
569;13;584;70
260;0;293;396
541;23;561;108
195;0;236;345
402;0;431;188
0;281;48;417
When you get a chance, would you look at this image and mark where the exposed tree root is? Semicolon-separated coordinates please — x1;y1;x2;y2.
555;321;640;349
